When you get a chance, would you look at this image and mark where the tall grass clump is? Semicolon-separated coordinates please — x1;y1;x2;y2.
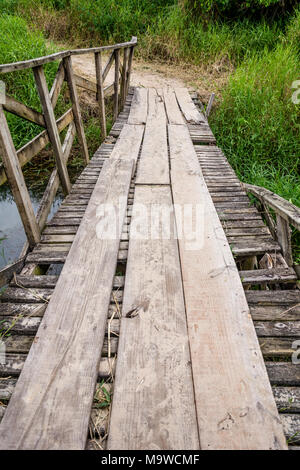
0;14;58;148
210;43;300;206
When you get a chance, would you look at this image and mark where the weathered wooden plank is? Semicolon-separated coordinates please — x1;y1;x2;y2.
127;87;148;125
0;106;40;247
0;157;134;449
108;186;199;450
113;49;120;121
240;267;297;285
244;183;300;231
33;66;71;195
110;123;144;165
175;88;205;124
163;88;184;124
169;123;286;450
95;51;106;139
50;60;65;108
3;95;45;127
0;258;25;288
255;321;300;337
136;89;169;185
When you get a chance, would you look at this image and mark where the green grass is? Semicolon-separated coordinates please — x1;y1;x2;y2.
0;1;299;258
0;14;60;148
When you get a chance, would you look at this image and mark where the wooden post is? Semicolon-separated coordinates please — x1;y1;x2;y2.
276;214;293;266
125;45;135;96
0;105;40;247
33;65;71;195
120;47;129;109
63;55;90;164
205;93;215;118
113;49;120;121
94;51;106;139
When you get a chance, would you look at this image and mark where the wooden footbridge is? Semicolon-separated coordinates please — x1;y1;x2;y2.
0;38;299;450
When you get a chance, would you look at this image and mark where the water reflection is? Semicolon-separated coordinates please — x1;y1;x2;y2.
0;185;62;269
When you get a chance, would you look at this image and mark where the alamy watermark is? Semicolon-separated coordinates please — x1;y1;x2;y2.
292;340;300;365
291;80;300;104
0;340;5;365
0;80;6;104
95;197;204;251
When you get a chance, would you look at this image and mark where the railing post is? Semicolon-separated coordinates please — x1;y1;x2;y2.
126;45;135;96
276;214;293;266
120;47;129;109
94;51;106;139
113;49;120;121
63;55;89;165
0;105;40;247
33;65;71;195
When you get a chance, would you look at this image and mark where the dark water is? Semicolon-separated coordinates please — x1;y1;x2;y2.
0;186;62;270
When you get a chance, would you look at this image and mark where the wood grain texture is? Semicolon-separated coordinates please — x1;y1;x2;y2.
127;87;148;124
108;185;199;450
174;88;206;124
168;123;287;450
136;89;169;185
0;157;134;449
163;88;184;125
110;123;144;165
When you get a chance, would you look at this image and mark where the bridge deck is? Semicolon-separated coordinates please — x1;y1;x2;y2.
0;87;299;449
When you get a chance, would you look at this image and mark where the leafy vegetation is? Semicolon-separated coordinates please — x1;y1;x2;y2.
0;1;299;257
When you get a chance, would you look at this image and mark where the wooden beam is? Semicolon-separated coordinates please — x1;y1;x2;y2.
0;109;73;187
107;185;199;450
36;122;76;231
125;45;135;96
135;89;169;185
63;56;89;164
127;87;148;125
3;95;45;127
163;88;184;124
113;49;120;121
73;74;97;94
50;61;65;108
205;93;215;118
175;87;206;124
168;123;287;450
120;47;129;109
0;38;137;74
0;157;135;450
94;51;106;139
276;214;293;267
244;183;300;231
102;51;114;82
0;258;25;288
0;105;40;247
33;65;71;195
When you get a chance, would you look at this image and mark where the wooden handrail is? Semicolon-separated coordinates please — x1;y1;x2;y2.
0;37;137;258
0;37;137;74
243;183;300;231
243;182;300;266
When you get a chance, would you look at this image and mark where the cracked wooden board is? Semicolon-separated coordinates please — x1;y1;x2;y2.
169;123;287;450
107;185;199;450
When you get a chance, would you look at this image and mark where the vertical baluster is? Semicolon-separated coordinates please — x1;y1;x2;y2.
126;45;135;97
95;51;106;139
0;105;40;247
63;55;89;164
33;65;71;195
120;47;129;110
276;214;293;266
113;49;120;121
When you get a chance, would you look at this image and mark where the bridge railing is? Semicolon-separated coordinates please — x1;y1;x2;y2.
243;182;300;267
0;36;137;251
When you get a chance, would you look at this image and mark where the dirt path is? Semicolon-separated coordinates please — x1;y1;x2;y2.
71;53;232;105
